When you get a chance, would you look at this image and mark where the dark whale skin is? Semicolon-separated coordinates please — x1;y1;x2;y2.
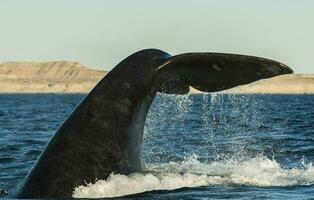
16;49;293;198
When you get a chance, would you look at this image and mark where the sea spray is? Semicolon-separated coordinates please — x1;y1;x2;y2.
73;155;314;198
144;93;266;162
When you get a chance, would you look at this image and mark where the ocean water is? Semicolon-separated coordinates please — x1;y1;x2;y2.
0;94;314;199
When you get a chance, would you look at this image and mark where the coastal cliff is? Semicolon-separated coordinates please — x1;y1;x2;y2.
229;74;314;94
0;61;105;93
0;61;313;94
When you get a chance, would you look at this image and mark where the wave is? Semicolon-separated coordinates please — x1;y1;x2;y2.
72;155;314;198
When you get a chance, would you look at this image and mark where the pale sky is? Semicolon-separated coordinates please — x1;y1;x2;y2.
1;0;313;73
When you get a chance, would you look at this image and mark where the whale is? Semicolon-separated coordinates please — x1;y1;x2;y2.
16;49;293;198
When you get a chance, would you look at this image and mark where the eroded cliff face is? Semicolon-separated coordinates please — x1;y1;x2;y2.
0;61;106;93
230;74;314;94
0;61;313;94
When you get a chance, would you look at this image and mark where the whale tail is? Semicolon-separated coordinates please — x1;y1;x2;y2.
156;52;293;94
16;49;293;198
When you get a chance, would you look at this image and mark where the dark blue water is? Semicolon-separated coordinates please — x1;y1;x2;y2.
0;94;314;199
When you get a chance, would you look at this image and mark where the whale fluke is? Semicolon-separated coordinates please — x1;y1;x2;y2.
16;49;293;198
158;52;292;93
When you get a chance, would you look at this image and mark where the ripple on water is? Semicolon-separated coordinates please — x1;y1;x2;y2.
0;157;15;164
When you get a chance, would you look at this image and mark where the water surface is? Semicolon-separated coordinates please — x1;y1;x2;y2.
0;94;313;199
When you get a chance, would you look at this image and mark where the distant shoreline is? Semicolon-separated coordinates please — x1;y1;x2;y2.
1;61;314;94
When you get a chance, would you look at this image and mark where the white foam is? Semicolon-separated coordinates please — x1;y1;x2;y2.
73;155;314;198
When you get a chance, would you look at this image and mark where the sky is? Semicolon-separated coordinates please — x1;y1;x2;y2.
0;0;313;73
